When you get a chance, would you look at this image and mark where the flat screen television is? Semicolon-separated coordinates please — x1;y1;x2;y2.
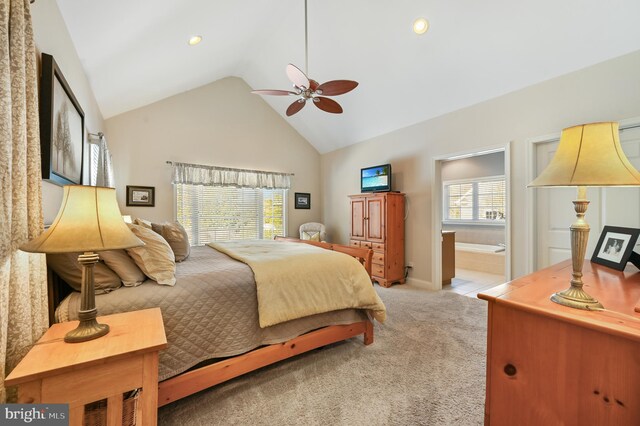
361;164;392;192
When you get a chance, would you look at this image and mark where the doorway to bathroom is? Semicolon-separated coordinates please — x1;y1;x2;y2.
432;146;511;297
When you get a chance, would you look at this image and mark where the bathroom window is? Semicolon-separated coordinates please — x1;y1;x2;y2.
444;177;505;224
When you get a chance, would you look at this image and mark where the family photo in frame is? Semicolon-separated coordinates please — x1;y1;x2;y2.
591;226;640;271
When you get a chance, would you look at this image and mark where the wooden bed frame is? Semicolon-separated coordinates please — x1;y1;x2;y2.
47;238;376;407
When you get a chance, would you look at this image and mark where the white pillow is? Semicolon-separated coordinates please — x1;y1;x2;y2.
125;223;176;286
301;231;321;242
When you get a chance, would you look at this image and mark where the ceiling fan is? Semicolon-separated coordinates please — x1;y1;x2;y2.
251;0;358;116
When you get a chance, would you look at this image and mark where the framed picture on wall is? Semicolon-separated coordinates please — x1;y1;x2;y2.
591;226;640;270
295;192;311;209
126;186;155;207
40;53;85;186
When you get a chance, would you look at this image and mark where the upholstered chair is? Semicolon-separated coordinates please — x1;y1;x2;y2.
299;222;327;242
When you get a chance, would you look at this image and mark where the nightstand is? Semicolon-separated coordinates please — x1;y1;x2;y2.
5;308;167;426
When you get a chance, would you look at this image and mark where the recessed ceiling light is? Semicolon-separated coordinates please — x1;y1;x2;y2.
188;35;203;46
413;18;429;35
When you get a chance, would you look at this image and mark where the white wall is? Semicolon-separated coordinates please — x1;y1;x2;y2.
321;50;640;286
105;77;321;237
441;151;505;181
31;0;105;224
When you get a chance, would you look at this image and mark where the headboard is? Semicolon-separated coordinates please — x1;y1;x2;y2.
47;268;74;326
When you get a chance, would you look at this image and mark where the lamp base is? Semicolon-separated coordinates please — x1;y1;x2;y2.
64;319;109;343
550;286;604;311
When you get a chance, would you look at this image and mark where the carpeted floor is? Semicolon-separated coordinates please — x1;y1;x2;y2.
158;285;488;425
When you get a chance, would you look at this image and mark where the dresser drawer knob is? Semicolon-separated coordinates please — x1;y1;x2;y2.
504;364;517;376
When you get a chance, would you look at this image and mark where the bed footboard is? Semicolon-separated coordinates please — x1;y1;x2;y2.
157;319;373;407
274;236;374;278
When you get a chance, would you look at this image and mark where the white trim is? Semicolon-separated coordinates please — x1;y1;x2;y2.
432;143;512;290
405;277;437;290
525;116;640;274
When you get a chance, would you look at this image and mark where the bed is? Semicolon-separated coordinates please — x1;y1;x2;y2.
49;237;382;406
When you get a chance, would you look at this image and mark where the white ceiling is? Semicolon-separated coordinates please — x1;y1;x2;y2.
57;0;640;153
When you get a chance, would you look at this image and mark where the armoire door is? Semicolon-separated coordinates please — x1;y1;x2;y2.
366;196;385;243
350;198;366;240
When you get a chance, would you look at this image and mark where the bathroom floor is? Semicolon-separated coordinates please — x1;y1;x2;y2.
442;268;506;299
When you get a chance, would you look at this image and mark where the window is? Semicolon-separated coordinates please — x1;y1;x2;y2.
176;184;287;245
444;177;505;223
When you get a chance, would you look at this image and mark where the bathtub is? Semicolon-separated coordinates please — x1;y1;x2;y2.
455;242;505;253
455;242;505;275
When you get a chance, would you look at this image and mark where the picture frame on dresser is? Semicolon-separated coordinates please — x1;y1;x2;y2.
591;225;640;271
40;53;85;186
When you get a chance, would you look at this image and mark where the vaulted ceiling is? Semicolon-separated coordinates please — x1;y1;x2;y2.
57;0;640;153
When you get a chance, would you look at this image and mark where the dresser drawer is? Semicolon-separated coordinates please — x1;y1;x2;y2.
349;240;361;247
361;241;372;249
372;242;385;252
372;263;385;277
372;252;385;265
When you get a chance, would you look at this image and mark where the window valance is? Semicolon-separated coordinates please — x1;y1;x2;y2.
170;161;292;189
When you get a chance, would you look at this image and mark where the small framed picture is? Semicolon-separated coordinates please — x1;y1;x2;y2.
591;226;640;270
126;186;155;207
295;192;310;209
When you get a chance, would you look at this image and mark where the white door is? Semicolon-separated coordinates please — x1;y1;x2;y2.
535;126;640;270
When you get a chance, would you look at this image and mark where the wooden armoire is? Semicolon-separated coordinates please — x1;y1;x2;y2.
349;192;405;287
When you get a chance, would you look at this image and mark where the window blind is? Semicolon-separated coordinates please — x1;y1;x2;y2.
444;177;505;222
176;184;287;245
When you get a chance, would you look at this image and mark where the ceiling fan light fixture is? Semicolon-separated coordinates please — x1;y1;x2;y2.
188;35;203;46
413;18;429;35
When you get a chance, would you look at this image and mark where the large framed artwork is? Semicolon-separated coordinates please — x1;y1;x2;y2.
40;53;85;186
591;226;640;271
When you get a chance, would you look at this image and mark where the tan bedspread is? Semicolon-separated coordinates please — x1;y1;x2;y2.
208;240;386;327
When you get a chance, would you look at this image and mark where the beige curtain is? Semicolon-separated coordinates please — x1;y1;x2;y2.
0;0;48;402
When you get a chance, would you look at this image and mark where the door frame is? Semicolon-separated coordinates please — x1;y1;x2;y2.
525;116;640;274
431;143;512;289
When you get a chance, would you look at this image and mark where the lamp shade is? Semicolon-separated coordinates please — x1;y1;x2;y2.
529;122;640;187
21;185;143;253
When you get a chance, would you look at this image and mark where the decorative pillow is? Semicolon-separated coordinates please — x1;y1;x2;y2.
125;223;176;286
301;231;321;242
46;253;122;294
99;249;147;287
151;222;191;262
134;217;153;229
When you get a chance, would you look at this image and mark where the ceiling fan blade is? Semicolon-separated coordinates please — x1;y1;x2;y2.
309;79;320;91
317;80;359;96
286;99;306;116
313;97;343;114
286;64;310;89
251;89;297;96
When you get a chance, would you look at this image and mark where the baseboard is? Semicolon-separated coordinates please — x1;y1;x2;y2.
405;277;438;290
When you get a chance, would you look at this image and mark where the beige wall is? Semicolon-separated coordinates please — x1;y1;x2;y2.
321;50;640;286
105;77;321;237
31;1;105;224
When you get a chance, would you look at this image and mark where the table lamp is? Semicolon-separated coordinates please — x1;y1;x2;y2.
529;122;640;310
21;185;143;342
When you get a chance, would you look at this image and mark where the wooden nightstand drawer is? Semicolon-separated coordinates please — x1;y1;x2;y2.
372;252;385;265
372;263;385;277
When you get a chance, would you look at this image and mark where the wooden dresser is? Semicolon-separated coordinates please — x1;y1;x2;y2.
349;192;405;287
478;260;640;426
